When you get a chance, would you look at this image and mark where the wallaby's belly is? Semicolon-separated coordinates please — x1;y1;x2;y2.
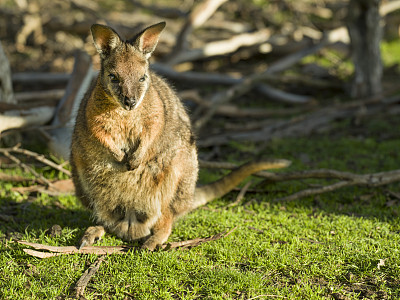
76;154;176;235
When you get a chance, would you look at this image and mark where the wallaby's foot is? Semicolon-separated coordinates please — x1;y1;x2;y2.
141;237;161;251
141;213;173;251
110;217;152;242
79;226;105;249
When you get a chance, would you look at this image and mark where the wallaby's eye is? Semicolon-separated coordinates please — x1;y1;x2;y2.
139;75;146;82
108;73;119;83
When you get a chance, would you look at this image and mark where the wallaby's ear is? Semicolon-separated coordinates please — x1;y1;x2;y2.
91;24;122;57
131;22;166;58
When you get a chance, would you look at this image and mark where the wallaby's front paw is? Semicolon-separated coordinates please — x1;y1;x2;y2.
141;237;163;251
128;160;139;170
78;226;105;249
111;149;126;163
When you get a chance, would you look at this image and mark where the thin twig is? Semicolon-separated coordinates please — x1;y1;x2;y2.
1;150;51;186
0;172;39;183
74;256;105;299
3;145;71;176
225;181;253;208
247;294;287;299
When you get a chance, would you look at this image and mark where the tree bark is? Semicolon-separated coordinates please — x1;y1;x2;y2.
347;0;382;98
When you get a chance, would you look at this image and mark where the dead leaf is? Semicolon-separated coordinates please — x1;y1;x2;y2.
377;258;387;269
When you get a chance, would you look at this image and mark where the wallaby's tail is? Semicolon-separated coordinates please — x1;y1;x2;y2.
193;159;291;209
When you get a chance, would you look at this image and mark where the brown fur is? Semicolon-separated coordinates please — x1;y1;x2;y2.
70;22;290;250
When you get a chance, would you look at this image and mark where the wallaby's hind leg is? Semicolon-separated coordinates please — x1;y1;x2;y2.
141;211;173;251
79;225;105;249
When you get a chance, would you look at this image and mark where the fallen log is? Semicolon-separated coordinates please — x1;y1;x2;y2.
0;106;55;134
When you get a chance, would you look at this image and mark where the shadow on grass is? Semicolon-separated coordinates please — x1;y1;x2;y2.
0;194;92;246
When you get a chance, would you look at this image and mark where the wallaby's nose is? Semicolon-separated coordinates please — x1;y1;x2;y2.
123;96;136;110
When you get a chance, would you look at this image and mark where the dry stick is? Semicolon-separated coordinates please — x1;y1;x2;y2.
225;181;253;208
247;295;287;300
0;173;37;183
192;26;352;131
275;170;400;202
380;0;400;15
162;226;237;250
0;150;51;187
12;72;71;85
15;89;65;102
193;41;327;131
199;160;370;181
167;0;228;63
153;63;313;105
18;241;130;255
203;19;251;33
18;228;237;258
197;92;400;148
199;159;400;202
0;106;55;133
2;145;71;176
168;28;272;65
74;256;105;299
179;90;312;118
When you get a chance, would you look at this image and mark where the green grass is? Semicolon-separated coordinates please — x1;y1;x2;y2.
1;117;400;299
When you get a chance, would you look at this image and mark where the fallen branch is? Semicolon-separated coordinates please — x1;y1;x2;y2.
15;89;65;102
0;106;55;134
380;0;400;16
274;170;400;202
153;63;313;104
197;92;400;147
0;145;71;176
167;28;272;65
0;173;37;183
167;0;228;62
0;149;51;186
193;41;326;131
179;90;312;118
199;159;400;202
74;256;105;299
12;72;71;85
17;227;237;258
190;25;354;131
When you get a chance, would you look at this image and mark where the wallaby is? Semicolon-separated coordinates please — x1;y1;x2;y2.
70;22;290;251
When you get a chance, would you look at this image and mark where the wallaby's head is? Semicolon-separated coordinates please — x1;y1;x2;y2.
91;22;166;111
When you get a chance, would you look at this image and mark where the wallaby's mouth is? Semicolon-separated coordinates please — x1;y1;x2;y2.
122;96;136;111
